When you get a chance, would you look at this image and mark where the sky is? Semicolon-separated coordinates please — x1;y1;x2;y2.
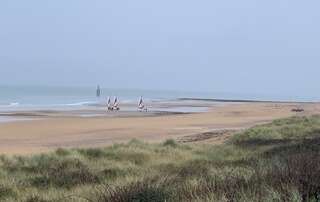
0;0;320;97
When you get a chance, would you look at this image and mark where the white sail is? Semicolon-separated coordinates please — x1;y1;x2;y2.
113;96;119;108
107;97;111;108
138;96;144;108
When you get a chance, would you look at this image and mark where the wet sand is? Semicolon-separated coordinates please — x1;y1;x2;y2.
0;101;319;155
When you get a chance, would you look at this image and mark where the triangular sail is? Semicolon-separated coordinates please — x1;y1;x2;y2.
107;97;111;108
113;97;119;108
139;96;144;107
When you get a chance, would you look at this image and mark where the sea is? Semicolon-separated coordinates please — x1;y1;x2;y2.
0;86;210;111
0;85;318;112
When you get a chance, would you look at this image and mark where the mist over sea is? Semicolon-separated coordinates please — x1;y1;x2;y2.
0;85;318;110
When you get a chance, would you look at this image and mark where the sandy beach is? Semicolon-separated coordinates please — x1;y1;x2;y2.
0;100;319;155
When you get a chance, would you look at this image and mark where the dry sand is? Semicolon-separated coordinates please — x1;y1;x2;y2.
0;102;319;155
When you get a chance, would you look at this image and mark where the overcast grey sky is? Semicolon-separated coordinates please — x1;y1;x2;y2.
0;0;320;96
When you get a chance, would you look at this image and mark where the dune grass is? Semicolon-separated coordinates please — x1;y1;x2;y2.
0;116;320;201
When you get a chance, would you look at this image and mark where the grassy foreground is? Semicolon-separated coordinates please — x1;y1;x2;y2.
1;116;320;201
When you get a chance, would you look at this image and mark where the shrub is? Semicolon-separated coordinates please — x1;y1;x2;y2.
78;148;107;159
163;139;178;147
55;148;71;156
266;152;320;201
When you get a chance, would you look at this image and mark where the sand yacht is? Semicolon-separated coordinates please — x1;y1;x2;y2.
113;96;120;111
138;96;147;111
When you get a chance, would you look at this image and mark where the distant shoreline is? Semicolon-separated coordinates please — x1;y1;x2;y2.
178;98;319;104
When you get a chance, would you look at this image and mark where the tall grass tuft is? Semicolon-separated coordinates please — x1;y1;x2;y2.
94;177;172;202
26;157;99;188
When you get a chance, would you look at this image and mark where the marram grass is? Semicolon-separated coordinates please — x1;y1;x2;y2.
1;116;320;201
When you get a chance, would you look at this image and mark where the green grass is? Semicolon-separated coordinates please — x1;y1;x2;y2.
1;116;320;201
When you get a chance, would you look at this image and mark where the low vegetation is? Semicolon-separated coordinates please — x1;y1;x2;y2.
1;116;320;201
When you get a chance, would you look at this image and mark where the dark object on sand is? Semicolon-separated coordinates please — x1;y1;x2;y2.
291;108;304;112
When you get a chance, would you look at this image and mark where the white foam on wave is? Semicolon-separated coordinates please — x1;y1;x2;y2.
65;101;97;106
0;102;20;107
0;101;99;111
9;102;19;106
118;99;143;104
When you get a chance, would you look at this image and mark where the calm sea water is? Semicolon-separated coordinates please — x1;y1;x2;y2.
0;85;317;111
